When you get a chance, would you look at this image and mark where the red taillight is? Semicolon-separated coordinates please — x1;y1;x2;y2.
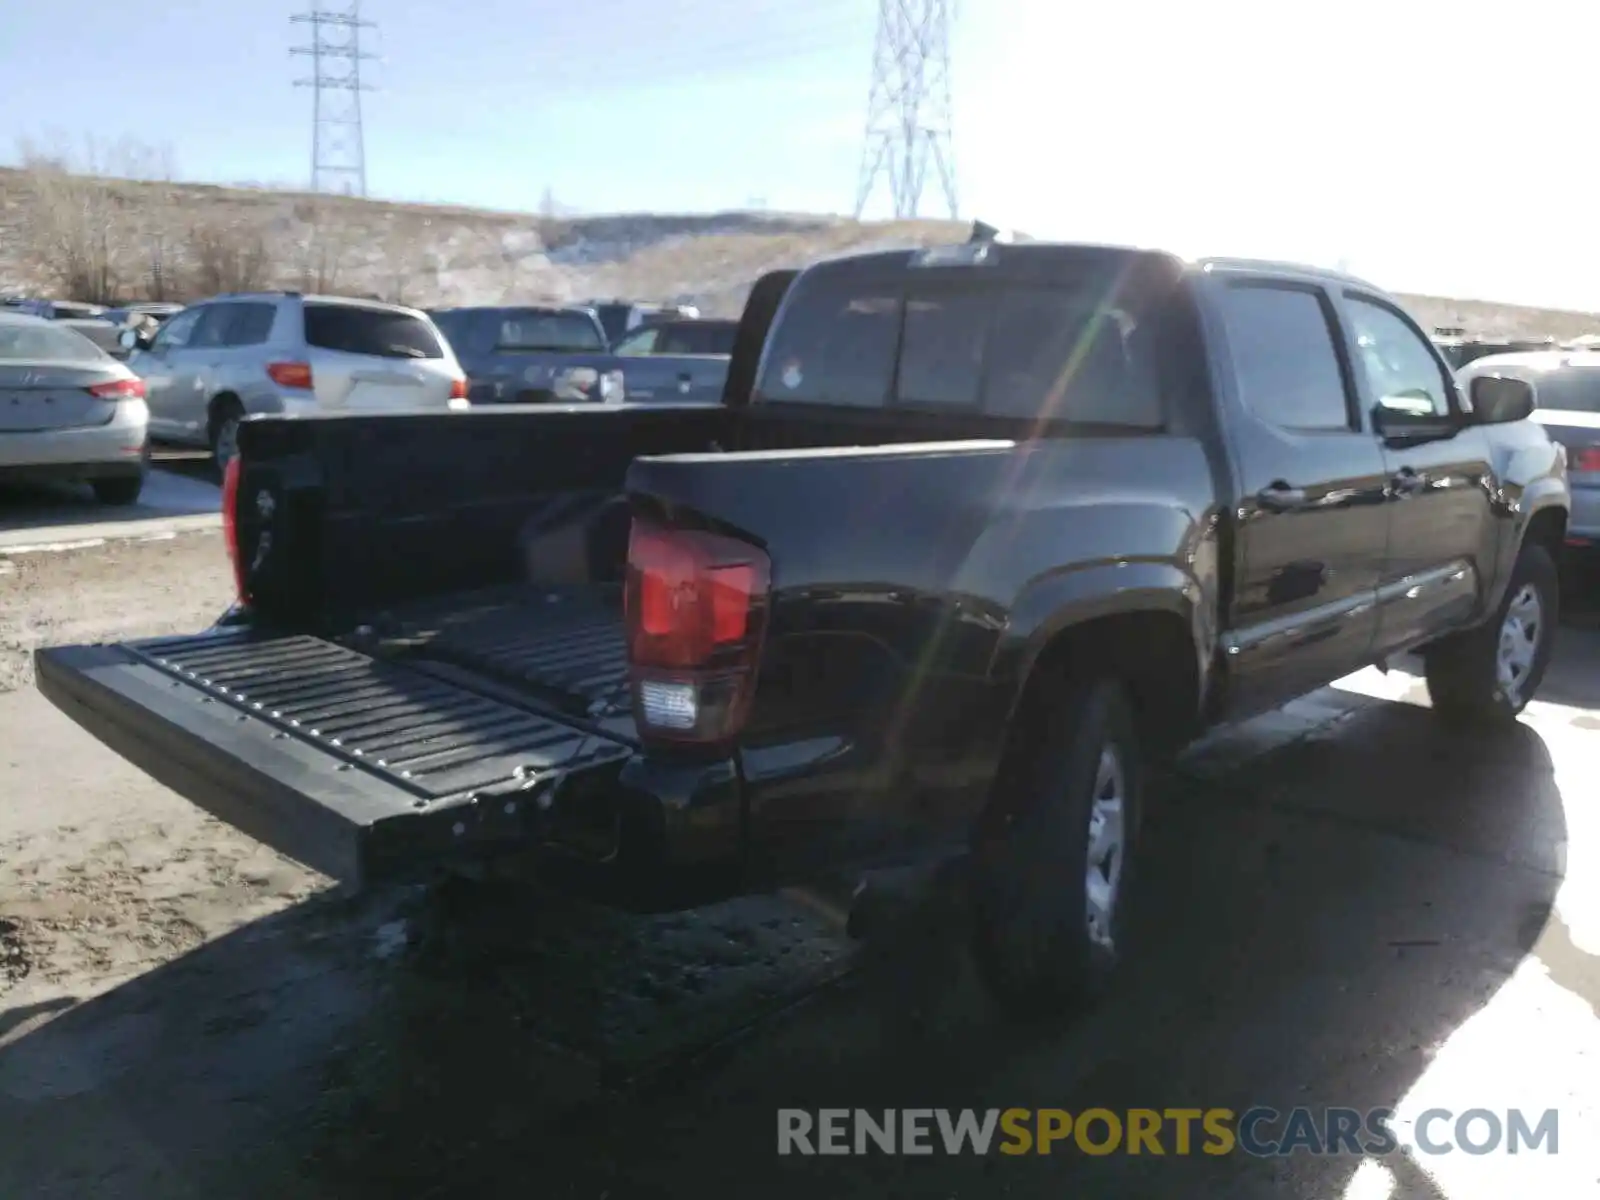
266;361;313;389
86;377;145;400
221;456;248;604
449;375;469;401
1572;446;1600;473
624;519;770;745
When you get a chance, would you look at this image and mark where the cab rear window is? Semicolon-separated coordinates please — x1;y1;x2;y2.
758;283;900;407
756;267;1166;427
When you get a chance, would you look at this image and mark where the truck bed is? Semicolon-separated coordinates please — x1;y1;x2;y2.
374;583;633;731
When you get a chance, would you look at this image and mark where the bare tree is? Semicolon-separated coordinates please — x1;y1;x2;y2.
12;135;126;302
185;215;274;297
288;199;355;294
10;134;184;303
126;141;181;300
374;213;438;305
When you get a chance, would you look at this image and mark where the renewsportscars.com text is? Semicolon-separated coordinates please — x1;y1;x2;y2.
777;1107;1561;1157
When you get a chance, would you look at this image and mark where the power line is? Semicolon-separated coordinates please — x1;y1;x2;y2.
855;0;958;220
291;0;376;197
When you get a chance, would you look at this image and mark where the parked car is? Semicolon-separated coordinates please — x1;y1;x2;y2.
35;235;1568;1017
1459;349;1600;553
1433;335;1554;371
430;305;623;405
55;318;125;358
120;293;469;467
99;304;185;361
0;311;149;505
605;317;736;404
438;311;736;407
101;303;185;329
2;298;109;321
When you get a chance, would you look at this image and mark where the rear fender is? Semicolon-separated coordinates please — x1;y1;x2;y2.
994;560;1212;731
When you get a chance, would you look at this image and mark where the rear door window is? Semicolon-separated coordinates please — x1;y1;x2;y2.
758;278;901;407
303;303;443;359
1216;285;1353;431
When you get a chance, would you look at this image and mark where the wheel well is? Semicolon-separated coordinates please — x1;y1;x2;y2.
974;610;1200;838
1524;506;1567;557
1013;610;1200;758
208;392;243;430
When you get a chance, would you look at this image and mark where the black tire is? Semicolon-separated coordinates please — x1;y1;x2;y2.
1424;540;1558;726
208;397;244;470
91;473;144;506
969;676;1143;1020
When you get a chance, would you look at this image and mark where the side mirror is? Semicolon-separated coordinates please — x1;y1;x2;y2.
1468;374;1535;424
118;327;145;352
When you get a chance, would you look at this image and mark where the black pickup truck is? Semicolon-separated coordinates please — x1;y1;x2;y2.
35;236;1569;1015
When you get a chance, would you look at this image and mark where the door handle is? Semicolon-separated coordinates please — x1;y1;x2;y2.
1389;467;1426;496
1256;482;1308;511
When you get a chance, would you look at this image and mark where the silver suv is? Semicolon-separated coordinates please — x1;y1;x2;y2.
122;293;469;466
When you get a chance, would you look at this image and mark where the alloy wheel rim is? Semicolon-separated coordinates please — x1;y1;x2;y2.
1496;582;1542;706
1084;745;1126;951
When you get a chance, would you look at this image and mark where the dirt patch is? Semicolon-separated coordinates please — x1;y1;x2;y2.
0;917;32;987
0;529;231;694
0;822;322;994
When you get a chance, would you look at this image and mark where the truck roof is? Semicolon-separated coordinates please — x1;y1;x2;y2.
800;238;1384;295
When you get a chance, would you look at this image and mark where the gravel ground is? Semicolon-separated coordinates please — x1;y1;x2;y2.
0;530;232;694
2;534;1598;1199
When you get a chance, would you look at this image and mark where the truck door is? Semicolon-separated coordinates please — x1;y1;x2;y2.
610;325;671;400
1209;278;1392;717
1338;291;1494;652
654;321;734;404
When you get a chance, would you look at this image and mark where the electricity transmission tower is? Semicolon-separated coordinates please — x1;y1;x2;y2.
291;0;376;197
854;0;958;221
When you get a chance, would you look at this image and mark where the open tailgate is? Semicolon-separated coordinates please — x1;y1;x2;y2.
34;629;632;888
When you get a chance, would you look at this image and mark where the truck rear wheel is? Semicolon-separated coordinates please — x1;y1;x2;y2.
1424;540;1558;726
970;676;1142;1019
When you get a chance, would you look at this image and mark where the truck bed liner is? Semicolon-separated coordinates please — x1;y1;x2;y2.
417;590;631;722
36;629;633;885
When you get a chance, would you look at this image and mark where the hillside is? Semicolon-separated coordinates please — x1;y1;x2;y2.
2;166;1595;338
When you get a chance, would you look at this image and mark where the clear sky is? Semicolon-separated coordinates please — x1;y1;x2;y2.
4;0;1597;310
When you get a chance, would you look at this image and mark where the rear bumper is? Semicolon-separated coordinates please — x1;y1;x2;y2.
0;459;147;485
33;633;745;906
0;403;148;471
